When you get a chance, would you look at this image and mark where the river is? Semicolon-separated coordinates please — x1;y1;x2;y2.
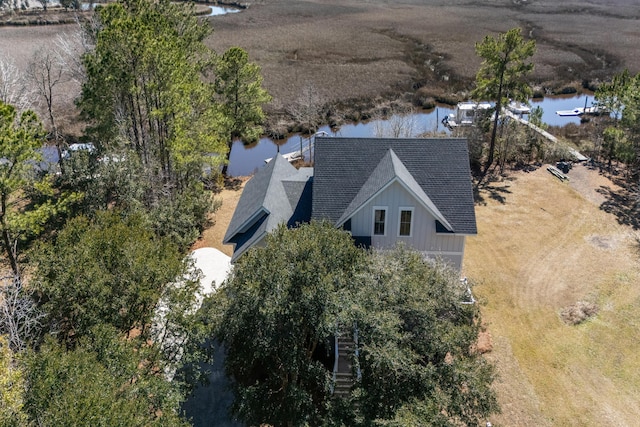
207;5;242;16
227;94;596;176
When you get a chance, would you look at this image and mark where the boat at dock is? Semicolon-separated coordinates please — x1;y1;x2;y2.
556;95;606;117
264;150;302;164
555;106;604;117
442;101;492;128
506;101;531;115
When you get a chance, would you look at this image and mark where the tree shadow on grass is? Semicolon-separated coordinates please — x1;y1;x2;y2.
473;175;514;205
597;183;640;230
210;176;245;194
223;177;244;191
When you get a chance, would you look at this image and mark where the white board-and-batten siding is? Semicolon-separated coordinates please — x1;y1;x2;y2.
348;181;466;268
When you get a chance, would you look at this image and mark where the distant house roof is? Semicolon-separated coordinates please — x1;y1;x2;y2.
311;137;477;234
223;154;313;262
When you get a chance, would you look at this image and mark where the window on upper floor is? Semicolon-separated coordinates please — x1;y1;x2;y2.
399;208;413;237
373;207;387;236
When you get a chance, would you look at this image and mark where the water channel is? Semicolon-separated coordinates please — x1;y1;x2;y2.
227;94;596;176
74;2;242;13
207;5;241;16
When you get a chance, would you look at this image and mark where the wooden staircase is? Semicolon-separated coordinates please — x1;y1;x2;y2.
332;328;360;397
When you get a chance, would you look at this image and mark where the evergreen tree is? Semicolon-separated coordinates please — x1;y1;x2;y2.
596;70;640;174
215;222;364;426
33;210;197;346
79;0;226;202
0;101;80;277
23;327;190;427
214;223;498;426
473;28;535;175
214;47;271;176
0;335;28;427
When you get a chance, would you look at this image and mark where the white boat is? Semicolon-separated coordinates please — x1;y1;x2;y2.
442;101;492;128
556;108;584;117
556;106;605;117
507;101;531;115
583;106;605;115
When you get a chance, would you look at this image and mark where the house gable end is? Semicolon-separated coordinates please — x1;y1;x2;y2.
336;149;453;232
312;137;477;235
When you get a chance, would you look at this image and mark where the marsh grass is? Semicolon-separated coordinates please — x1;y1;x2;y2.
2;0;639;127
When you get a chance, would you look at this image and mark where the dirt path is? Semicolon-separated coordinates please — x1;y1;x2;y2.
465;165;640;426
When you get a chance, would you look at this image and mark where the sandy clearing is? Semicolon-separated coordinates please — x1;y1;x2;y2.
191;177;248;256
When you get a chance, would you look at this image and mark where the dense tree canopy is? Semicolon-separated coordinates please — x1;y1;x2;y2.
29;211;212;424
213;222;498;426
23;326;190;427
473;27;536;174
351;248;498;426
33;210;198;346
215;222;365;426
79;0;226;201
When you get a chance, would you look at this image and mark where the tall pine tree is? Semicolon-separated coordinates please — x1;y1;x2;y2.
473;28;535;175
214;47;271;176
79;0;226;202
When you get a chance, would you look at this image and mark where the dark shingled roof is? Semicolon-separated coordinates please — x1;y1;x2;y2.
223;154;313;262
311;137;477;234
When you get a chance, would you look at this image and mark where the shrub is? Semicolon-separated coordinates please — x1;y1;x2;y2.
560;301;599;325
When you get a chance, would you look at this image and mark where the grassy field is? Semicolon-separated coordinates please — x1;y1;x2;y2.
206;0;640;111
465;165;640;426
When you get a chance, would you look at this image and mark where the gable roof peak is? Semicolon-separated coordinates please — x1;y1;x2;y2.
312;137;476;234
336;147;452;229
223;154;300;243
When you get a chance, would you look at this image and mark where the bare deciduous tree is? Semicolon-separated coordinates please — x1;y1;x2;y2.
0;275;44;352
373;104;420;138
55;16;98;85
288;84;325;134
287;84;325;161
0;54;32;112
27;48;68;171
8;0;31;12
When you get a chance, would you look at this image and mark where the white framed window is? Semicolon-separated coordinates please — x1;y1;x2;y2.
373;207;387;236
398;207;414;237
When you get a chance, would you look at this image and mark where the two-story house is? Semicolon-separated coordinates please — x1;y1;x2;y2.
223;137;477;270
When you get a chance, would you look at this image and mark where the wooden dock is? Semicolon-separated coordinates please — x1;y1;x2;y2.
504;110;589;162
